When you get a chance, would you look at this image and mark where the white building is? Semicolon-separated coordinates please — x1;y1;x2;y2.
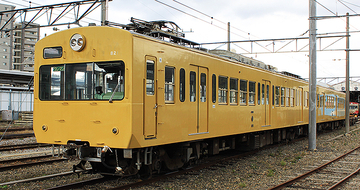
0;4;15;70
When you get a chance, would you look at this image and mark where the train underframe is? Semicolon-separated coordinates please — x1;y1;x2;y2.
67;120;345;179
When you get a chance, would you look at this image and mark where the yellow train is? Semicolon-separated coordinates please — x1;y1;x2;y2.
34;25;345;178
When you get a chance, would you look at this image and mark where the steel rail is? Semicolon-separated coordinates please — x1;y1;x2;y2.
327;166;360;189
0;133;34;139
268;145;360;190
0;155;52;164
0;126;33;132
0;143;50;152
0;157;67;172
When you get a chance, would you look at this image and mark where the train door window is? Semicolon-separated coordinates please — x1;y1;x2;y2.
316;94;319;108
261;84;265;105
257;83;260;105
146;60;155;95
179;68;185;102
218;76;228;104
281;87;285;106
165;66;175;103
190;71;196;102
272;85;274;106
290;89;294;107
240;80;248;105
275;86;280;106
266;84;269;105
230;78;238;104
212;74;216;103
200;73;206;102
249;81;255;105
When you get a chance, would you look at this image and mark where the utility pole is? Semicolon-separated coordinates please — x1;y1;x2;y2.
101;0;109;26
227;22;230;51
345;12;350;133
309;0;317;151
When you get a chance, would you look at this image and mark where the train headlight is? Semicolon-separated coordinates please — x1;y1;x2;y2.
70;33;86;52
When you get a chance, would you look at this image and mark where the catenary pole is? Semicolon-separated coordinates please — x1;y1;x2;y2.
345;13;350;133
101;0;108;26
227;22;230;51
309;0;317;150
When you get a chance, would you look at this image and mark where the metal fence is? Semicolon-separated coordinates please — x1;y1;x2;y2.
0;90;33;112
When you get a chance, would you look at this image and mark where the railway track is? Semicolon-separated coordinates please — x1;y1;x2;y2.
268;145;360;190
0;132;35;139
0;143;50;152
0;126;33;132
0;155;67;172
43;137;308;190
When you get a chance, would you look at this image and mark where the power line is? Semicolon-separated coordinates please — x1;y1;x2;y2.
172;0;254;38
338;0;357;14
155;0;249;39
339;0;360;9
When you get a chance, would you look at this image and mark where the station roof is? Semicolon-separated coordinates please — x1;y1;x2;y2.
0;69;33;86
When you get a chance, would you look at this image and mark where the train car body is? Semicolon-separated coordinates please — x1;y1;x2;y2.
349;102;359;117
34;26;345;177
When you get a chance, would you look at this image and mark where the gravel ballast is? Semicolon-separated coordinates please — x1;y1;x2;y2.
0;123;360;189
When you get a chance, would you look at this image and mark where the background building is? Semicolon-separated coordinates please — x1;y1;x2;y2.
0;3;15;70
13;22;40;71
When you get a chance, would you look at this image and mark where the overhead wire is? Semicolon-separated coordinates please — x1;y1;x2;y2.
155;0;249;39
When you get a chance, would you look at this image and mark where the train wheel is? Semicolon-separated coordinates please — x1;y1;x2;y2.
138;165;152;180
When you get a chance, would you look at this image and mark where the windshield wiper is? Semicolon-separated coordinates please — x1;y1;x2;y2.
109;82;120;103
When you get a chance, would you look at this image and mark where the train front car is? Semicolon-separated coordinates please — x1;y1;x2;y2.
34;27;138;176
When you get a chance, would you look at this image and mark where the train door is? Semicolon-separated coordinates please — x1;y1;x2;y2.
261;80;271;127
143;57;157;139
320;93;325;121
189;65;208;134
298;87;304;122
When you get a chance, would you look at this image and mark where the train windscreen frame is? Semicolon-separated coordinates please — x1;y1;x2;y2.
39;61;125;101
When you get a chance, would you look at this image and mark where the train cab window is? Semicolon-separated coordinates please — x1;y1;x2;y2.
200;73;206;102
275;86;280;106
39;61;125;101
190;71;196;102
281;87;285;106
179;68;185;102
218;76;228;104
212;74;216;103
146;60;155;95
230;78;238;104
165;66;175;103
240;80;247;105
249;81;255;105
257;83;260;105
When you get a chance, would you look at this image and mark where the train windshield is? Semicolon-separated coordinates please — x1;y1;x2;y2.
39;61;125;101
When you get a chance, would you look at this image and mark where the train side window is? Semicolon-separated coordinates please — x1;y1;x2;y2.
290;89;294;107
285;88;290;107
275;86;280;106
320;95;324;108
146;60;155;95
212;74;216;103
165;66;175;103
200;73;206;102
281;87;285;106
240;80;248;105
257;83;260;105
261;84;265;105
316;94;319;108
249;81;255;105
218;76;228;104
230;78;238;104
190;71;196;102
179;68;185;102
